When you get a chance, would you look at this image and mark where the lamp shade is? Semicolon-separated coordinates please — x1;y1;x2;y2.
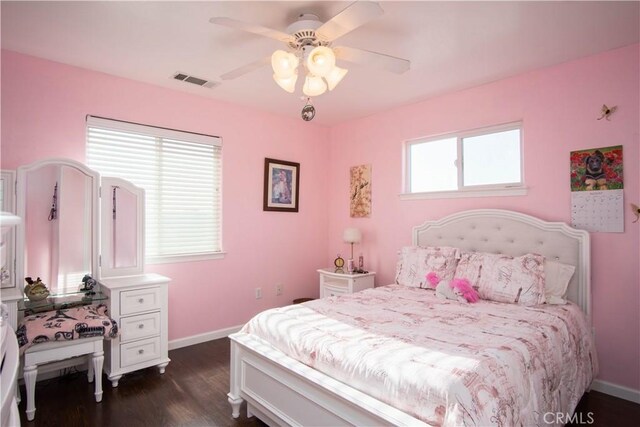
303;75;327;97
273;73;298;93
325;66;348;91
343;227;362;243
306;46;336;77
271;50;299;79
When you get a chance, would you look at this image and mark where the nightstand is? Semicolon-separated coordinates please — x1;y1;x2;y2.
317;268;375;298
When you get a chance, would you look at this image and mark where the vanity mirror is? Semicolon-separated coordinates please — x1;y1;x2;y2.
100;177;144;278
15;158;145;293
1;170;17;289
16;159;99;294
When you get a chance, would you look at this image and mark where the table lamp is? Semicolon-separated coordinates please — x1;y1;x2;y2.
343;228;362;273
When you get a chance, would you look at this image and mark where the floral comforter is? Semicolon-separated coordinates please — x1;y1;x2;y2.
241;285;597;426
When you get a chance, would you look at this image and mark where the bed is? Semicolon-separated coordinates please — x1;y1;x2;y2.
227;209;596;426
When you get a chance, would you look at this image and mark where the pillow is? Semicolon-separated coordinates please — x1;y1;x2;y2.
476;253;546;306
395;246;460;288
453;251;486;287
544;260;576;305
423;246;460;283
395;246;421;287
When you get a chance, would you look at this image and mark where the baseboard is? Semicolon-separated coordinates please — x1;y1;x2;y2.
168;324;243;351
591;379;640;404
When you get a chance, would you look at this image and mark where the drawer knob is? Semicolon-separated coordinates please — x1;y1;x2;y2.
138;324;144;329
138;298;144;303
138;349;144;355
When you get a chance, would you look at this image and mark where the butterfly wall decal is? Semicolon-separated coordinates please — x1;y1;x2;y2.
597;104;617;121
631;203;640;223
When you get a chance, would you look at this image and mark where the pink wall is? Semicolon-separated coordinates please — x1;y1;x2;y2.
328;44;640;390
1;50;330;341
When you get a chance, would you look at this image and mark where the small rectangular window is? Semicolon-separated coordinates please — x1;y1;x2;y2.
404;123;524;198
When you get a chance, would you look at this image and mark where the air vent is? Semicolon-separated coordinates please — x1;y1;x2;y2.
172;72;217;89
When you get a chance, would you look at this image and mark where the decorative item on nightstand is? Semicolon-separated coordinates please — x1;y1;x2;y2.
342;228;361;273
333;254;345;273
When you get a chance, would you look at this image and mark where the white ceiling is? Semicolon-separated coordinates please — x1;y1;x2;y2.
2;1;638;126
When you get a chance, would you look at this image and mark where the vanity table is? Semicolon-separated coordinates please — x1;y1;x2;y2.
17;288;108;316
1;158;171;391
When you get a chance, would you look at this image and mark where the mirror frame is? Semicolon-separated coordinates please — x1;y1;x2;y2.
1;170;17;289
100;177;145;278
16;158;101;292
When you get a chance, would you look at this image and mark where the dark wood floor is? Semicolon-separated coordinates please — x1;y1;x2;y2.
18;338;640;426
18;338;264;427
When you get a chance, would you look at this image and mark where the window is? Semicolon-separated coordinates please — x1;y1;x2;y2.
403;122;525;199
86;116;223;263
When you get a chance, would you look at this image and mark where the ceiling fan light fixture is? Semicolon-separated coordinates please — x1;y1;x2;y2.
325;66;348;91
306;46;336;77
303;74;327;97
271;50;299;79
273;73;298;93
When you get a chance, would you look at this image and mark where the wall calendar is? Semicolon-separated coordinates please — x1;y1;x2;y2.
569;145;624;233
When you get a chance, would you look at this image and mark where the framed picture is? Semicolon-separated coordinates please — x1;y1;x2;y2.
350;164;371;217
263;158;300;212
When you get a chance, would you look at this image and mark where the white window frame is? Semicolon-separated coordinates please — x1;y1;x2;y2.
401;122;527;200
86;116;224;264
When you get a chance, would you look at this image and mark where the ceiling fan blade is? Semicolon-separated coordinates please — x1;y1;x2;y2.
334;46;410;74
210;17;294;44
315;1;384;42
220;56;271;80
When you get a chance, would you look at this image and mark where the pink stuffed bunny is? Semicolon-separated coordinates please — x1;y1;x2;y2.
450;278;479;303
426;272;479;303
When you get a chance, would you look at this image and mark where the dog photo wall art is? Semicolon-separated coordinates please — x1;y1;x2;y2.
570;145;623;192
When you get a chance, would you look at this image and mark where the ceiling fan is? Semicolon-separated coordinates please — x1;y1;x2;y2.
210;1;410;100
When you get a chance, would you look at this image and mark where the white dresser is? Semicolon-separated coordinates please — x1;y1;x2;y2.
100;273;171;387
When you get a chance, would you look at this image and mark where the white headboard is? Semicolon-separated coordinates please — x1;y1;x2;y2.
413;209;591;320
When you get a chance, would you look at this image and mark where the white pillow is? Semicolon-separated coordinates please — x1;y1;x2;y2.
544;260;576;305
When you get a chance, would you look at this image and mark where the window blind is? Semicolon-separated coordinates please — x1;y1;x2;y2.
86;116;222;262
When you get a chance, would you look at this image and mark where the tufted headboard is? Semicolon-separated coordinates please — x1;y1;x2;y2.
413;209;591;321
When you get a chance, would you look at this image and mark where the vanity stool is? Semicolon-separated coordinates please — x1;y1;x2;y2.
17;304;115;421
23;336;104;421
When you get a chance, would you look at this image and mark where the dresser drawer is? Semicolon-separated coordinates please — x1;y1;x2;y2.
120;287;161;315
324;284;348;297
121;336;161;368
120;312;161;343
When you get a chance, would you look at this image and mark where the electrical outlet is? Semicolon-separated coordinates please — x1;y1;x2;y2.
255;288;262;299
276;284;283;296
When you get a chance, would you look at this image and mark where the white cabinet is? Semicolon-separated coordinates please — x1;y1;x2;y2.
100;273;170;387
317;268;375;298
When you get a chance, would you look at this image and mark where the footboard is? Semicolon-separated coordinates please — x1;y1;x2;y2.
228;332;427;427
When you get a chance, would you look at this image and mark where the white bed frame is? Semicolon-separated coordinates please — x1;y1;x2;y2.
228;209;591;426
